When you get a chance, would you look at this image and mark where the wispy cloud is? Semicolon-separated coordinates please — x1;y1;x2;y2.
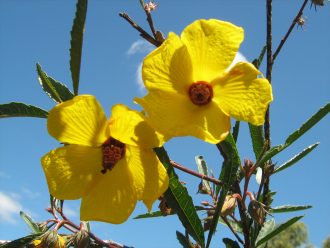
126;39;154;56
135;62;146;93
63;205;78;218
21;187;40;199
0;191;22;224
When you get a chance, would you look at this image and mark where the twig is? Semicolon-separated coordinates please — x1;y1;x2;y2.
221;216;245;245
170;160;222;186
119;12;160;47
273;0;309;61
144;10;157;38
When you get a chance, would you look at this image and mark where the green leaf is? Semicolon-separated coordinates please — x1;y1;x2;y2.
218;217;243;233
195;155;211;193
70;0;88;95
223;238;240;248
0;102;48;118
206;134;241;248
274;143;319;174
134;206;205;219
176;231;194;248
255;219;275;247
0;234;41;248
249;124;265;160
257;103;330;166
252;45;267;69
256;216;303;247
269;205;312;214
154;147;205;247
20;211;42;234
232;121;240;142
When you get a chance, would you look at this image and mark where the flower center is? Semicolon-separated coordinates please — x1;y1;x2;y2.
101;137;126;174
188;81;213;105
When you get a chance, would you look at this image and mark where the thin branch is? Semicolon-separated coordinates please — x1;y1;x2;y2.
221;216;245;245
119;12;160;47
273;0;309;61
170;160;222;186
144;10;157;38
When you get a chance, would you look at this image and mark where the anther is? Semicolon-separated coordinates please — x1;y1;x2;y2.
101;137;126;174
188;81;213;106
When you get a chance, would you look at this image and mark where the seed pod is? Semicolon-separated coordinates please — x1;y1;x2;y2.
248;200;266;226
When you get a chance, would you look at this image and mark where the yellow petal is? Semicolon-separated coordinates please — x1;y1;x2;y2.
47;95;109;147
213;62;273;125
143;32;193;94
181;19;244;82
135;91;230;144
80;159;137;224
41;145;102;200
126;145;169;211
109;104;164;148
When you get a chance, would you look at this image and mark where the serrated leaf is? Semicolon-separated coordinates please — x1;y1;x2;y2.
70;0;88;95
257;103;329;166
255;219;275;247
37;64;74;103
20;211;42;234
206;134;241;248
249;124;265;160
274;143;319;174
154;147;205;247
0;234;41;248
0;102;48;118
256;216;303;247
223;238;240;248
269;205;312;214
176;231;194;248
195;155;211;193
37;63;63;103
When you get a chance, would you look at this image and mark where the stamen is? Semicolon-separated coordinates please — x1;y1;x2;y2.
188;81;213;106
101;137;126;174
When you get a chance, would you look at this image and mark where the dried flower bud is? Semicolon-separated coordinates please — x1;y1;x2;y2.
221;195;237;216
158;196;172;216
197;181;210;194
144;1;157;12
72;230;91;248
248;200;266;226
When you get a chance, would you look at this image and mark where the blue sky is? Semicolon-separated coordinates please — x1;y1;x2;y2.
0;1;329;247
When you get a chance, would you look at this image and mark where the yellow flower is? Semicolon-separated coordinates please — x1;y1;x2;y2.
135;19;273;144
41;95;169;224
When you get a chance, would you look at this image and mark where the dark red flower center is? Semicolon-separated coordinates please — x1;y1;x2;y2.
188;81;213;106
101;137;126;174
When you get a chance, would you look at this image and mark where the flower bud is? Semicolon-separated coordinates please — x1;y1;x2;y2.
312;0;325;6
41;230;66;248
72;230;91;248
221;195;237;216
248;200;266;226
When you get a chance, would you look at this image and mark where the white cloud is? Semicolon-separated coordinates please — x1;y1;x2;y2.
0;191;22;224
135;62;147;93
127;39;154;56
63;205;78;218
227;51;248;71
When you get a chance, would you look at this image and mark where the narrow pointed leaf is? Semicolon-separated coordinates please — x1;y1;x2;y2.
134;206;205;219
0;234;41;248
154;147;205;247
218;218;243;233
0;102;48;118
257;103;329;166
176;231;194;248
223;238;240;248
37;63;62;103
256;216;303;247
255;219;275;247
249;124;265;160
232;121;240;142
20;211;42;234
269;205;312;214
70;0;88;95
274;143;319;174
195;155;211;193
206;134;241;248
